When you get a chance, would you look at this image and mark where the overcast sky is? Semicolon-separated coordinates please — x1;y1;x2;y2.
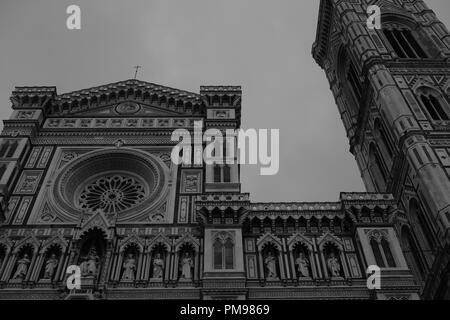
1;0;449;203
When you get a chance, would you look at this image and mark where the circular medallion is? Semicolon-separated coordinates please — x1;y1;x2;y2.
115;102;141;115
50;150;168;222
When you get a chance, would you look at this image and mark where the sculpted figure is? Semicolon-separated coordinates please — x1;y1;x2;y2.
295;252;310;278
87;248;99;276
13;254;31;280
44;254;59;279
327;252;341;277
152;253;164;279
180;252;193;280
121;254;136;281
80;256;89;276
264;252;277;279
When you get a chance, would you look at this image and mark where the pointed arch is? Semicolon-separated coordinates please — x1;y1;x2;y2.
369;142;388;191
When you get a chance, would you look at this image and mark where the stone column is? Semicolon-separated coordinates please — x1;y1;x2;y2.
257;249;265;279
106;250;118;282
144;247;153;280
100;242;113;284
320;251;329;278
289;250;297;279
193;251;199;282
173;251;180;281
59;250;71;282
164;249;171;281
141;250;149;280
114;252;124;282
309;251;318;279
54;248;67;283
0;248;11;279
170;250;177;281
278;251;286;279
0;250;15;281
340;251;350;278
136;252;144;281
31;252;45;281
24;251;39;282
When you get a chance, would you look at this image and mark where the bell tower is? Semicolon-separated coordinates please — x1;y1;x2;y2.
313;0;450;299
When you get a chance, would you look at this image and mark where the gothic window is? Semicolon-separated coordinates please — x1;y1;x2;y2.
223;165;231;183
78;175;146;214
0;164;7;181
213;239;223;269
383;29;427;59
419;93;449;121
401;227;426;282
251;218;261;234
368;231;396;268
381;238;396;268
371;238;385;268
0;140;18;158
409;198;436;252
286;217;296;234
369;143;388;191
212;232;234;270
213;164;232;183
374;118;394;160
337;48;362;115
347;63;363;103
213;165;221;182
224;238;234;269
0;244;6;269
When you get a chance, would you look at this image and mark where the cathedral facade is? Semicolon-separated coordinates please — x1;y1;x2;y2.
0;0;448;300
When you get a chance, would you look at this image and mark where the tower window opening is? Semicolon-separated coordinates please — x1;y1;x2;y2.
213;164;232;183
420;94;449;121
383;29;428;59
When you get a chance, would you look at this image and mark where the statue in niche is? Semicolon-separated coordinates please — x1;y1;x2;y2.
264;252;278;279
152;253;164;279
121;253;136;281
180;252;193;280
13;254;31;280
295;252;310;278
80;247;100;277
80;256;89;276
327;252;342;277
43;254;59;280
87;248;100;275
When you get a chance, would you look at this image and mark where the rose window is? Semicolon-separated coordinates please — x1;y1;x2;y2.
78;175;146;213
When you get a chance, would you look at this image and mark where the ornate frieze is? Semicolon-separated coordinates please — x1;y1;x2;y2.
43;117;202;130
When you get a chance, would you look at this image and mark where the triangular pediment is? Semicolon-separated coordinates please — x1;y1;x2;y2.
317;232;343;250
70;101;186;117
75;209;114;240
50;79;205;117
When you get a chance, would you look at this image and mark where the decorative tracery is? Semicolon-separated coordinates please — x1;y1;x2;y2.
78;175;146;214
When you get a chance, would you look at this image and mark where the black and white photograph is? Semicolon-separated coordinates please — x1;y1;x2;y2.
0;0;450;310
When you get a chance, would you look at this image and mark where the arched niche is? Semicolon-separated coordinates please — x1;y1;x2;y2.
260;242;281;281
77;227;107;279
